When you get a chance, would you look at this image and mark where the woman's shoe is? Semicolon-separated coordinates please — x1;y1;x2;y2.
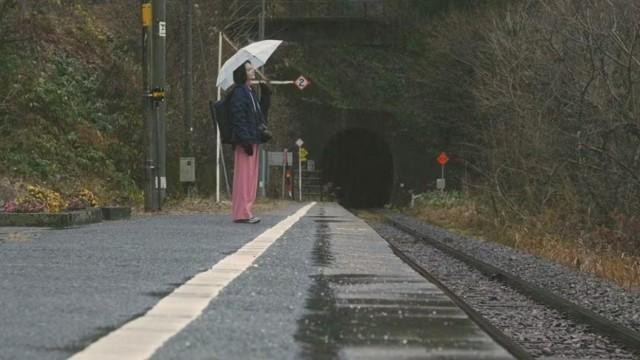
234;217;261;224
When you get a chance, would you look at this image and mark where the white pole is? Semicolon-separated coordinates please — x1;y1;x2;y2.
251;80;294;85
282;148;287;199
216;31;222;203
298;146;302;201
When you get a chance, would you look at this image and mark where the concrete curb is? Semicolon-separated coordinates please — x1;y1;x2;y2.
101;206;131;221
0;208;104;228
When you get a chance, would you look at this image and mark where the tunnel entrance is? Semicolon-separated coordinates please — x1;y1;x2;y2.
321;128;393;208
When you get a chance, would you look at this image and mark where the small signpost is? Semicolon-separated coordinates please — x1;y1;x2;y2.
296;138;304;201
437;152;449;191
295;75;310;91
299;147;308;162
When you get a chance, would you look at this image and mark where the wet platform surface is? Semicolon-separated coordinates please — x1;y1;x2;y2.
1;202;514;359
296;204;513;359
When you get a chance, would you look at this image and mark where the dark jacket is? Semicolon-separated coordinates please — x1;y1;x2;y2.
229;84;271;144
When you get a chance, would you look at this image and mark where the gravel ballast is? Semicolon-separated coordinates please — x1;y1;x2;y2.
367;216;640;359
387;213;640;331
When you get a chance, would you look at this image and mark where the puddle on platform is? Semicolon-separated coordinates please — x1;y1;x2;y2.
295;217;512;359
312;223;335;267
295;273;495;359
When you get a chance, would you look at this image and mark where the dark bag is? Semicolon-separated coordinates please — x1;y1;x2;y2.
209;99;233;144
249;89;272;143
258;122;272;143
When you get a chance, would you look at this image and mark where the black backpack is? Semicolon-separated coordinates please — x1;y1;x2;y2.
209;88;236;144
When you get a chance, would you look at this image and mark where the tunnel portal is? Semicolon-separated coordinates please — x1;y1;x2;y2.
321;128;393;208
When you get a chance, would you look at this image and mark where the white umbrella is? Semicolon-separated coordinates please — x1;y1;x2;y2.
216;39;283;90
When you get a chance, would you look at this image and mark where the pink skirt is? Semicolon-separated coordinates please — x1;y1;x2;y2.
232;144;259;220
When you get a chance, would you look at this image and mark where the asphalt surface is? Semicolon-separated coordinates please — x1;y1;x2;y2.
1;202;511;359
0;205;300;360
151;208;317;360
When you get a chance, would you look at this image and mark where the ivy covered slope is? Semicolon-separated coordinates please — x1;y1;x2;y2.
0;3;141;203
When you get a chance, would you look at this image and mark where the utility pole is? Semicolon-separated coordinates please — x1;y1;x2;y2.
153;0;167;208
142;0;158;211
184;0;193;154
142;0;167;211
183;0;194;196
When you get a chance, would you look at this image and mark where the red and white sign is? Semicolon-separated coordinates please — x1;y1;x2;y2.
437;152;449;166
295;75;310;91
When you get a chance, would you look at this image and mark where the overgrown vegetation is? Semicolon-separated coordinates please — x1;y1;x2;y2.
399;0;640;286
0;1;143;203
409;191;640;288
468;0;640;225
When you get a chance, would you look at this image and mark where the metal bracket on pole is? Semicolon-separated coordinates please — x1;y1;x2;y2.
145;88;166;102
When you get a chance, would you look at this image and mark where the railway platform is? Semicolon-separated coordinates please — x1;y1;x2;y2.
0;202;514;359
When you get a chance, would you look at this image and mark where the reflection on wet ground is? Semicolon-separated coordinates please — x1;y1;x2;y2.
312;223;335;267
295;209;513;359
0;227;45;243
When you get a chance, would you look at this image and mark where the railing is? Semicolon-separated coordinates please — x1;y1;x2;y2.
262;0;414;20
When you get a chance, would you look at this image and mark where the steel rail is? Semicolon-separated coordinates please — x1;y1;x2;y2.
383;236;534;360
385;216;640;354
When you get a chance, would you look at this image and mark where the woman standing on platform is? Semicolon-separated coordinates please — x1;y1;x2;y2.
228;61;271;224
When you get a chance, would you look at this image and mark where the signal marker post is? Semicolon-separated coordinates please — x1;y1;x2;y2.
296;138;304;201
295;75;310;91
437;152;449;191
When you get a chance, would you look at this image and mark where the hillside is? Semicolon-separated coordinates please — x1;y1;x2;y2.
0;2;141;203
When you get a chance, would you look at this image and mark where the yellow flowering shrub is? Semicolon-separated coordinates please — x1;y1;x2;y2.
78;188;99;207
67;188;99;210
16;185;66;213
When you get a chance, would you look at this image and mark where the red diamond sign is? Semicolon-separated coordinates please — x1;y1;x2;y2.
295;75;310;91
437;152;449;166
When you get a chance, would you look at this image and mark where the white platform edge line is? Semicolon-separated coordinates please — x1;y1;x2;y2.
70;202;316;360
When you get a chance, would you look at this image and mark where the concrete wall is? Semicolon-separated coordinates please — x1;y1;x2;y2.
291;102;437;206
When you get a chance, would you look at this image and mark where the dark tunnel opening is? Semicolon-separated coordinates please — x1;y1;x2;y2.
321;128;393;208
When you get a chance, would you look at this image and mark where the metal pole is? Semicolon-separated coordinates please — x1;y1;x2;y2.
259;0;265;40
298;146;302;201
154;103;162;205
441;165;445;192
142;0;157;211
152;0;167;208
258;0;267;198
216;31;222;203
282;148;287;199
184;0;193;152
183;0;194;196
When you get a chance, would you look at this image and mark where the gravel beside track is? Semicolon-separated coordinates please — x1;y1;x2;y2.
368;218;640;359
387;213;640;332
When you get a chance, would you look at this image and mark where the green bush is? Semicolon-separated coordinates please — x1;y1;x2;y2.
416;191;466;208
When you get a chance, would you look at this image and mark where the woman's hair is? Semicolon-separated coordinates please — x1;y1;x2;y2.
233;61;251;85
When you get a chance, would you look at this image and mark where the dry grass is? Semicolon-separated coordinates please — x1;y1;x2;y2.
354;210;386;222
133;197;293;217
407;192;640;289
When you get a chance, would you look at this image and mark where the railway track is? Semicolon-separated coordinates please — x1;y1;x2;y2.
367;214;640;359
